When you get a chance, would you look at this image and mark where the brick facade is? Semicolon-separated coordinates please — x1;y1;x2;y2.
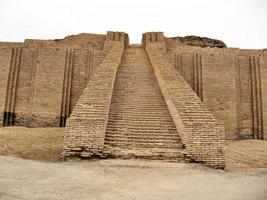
0;31;266;169
165;40;267;140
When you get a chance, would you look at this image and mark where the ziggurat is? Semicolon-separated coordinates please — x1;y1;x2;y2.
0;31;267;169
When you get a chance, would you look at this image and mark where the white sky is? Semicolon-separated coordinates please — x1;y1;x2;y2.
0;0;266;49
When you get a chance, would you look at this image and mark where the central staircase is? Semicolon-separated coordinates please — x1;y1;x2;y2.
103;45;183;161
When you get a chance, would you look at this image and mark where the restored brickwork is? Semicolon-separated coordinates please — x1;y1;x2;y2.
103;45;183;161
28;48;66;126
0;34;106;127
145;40;225;168
62;37;126;158
0;48;13;126
201;54;237;139
235;56;264;139
14;48;38;126
166;42;266;140
142;32;166;53
261;56;267;140
0;31;266;168
3;48;22;126
173;53;203;100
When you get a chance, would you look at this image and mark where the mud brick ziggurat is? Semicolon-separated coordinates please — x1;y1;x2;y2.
0;31;267;169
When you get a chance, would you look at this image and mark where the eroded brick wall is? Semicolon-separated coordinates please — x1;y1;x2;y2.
146;42;225;169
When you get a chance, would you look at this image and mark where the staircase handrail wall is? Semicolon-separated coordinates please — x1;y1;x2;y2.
62;41;125;158
146;42;225;169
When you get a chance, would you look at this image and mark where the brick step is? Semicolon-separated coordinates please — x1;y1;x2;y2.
105;130;180;136
108;111;172;115
126;111;174;116
104;140;182;147
110;102;167;105
107;125;176;130
104;143;182;149
111;105;171;110
107;120;175;124
110;103;169;106
109;110;171;114
106;126;177;132
104;136;180;142
105;131;180;137
104;138;181;145
105;137;180;145
104;145;183;153
111;97;166;100
108;115;174;120
105;134;180;140
107;121;175;125
106;127;177;132
106;124;176;129
113;92;164;95
107;118;174;123
103;146;184;162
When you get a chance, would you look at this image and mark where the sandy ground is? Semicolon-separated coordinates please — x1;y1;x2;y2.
0;157;267;200
226;139;267;171
0;127;64;162
0;127;267;199
1;126;267;171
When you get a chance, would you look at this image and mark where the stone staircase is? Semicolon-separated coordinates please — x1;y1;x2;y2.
103;45;183;161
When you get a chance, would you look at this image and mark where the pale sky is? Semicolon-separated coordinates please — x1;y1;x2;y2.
0;0;266;49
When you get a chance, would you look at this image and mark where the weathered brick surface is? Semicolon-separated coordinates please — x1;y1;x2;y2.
0;42;24;48
0;31;266;167
235;56;264;139
29;48;66;126
2;48;22;126
62;41;125;158
104;31;129;52
166;41;266;140
261;56;267;140
1;32;265;139
201;54;237;139
0;48;13;126
0;34;106;127
146;42;225;168
13;48;37;126
142;32;166;53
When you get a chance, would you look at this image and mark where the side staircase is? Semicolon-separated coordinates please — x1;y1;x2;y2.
103;45;184;161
